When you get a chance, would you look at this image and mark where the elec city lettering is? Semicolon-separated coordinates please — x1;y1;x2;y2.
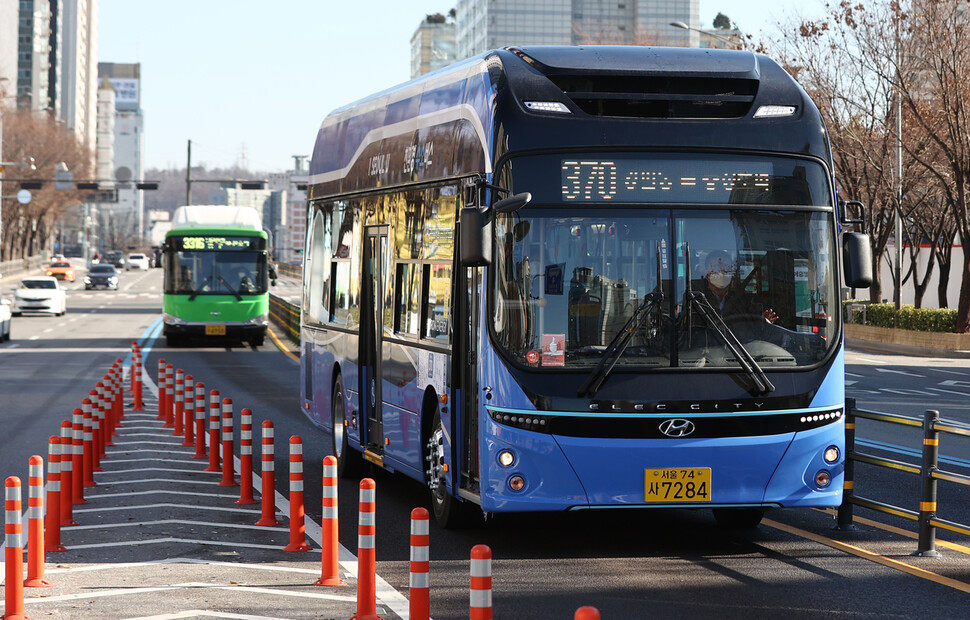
561;160;771;201
366;140;435;178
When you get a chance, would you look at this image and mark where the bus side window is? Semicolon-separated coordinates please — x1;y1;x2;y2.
395;263;420;336
424;263;452;343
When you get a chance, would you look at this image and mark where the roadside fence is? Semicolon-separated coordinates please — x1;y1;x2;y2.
839;397;970;556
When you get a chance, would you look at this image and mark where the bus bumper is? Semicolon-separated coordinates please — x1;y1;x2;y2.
479;416;843;513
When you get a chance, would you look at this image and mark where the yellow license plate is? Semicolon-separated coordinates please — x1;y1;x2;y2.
205;324;226;336
644;468;711;503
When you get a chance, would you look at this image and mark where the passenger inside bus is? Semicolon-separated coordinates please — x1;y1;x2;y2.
701;250;777;324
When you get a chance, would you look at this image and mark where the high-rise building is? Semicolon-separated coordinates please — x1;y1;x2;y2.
0;1;16;93
266;156;308;265
410;12;457;78
99;62;145;240
455;0;699;59
16;0;52;113
60;0;99;163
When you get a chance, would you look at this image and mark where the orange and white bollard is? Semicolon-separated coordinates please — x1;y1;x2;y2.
91;386;106;463
71;408;86;504
219;398;236;487
182;375;195;447
173;368;184;437
206;389;221;472
25;455;51;587
352;478;381;620
315;455;345;586
130;343;138;393
157;358;167;420
470;544;493;620
113;358;124;423
46;436;66;552
81;399;96;486
59;420;78;524
4;477;28;620
193;381;207;459
131;347;145;411
255;421;279;526
236;408;256;504
574;606;601;620
283;436;310;551
409;507;431;620
164;363;175;427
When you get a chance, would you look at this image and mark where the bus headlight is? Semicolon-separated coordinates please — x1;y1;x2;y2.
163;313;187;326
823;446;840;464
497;450;515;467
245;313;268;326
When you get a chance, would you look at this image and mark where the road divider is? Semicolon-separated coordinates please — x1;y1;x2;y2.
256;421;279;527
316;455;344;587
4;477;27;620
284;436;310;552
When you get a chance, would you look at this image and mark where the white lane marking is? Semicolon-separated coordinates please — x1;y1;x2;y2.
875;368;924;378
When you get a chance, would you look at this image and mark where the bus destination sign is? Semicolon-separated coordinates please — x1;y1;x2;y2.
177;236;260;251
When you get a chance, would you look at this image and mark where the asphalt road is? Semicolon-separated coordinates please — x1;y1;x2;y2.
2;269;970;619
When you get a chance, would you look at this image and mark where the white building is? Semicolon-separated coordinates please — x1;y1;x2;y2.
455;0;699;59
60;0;99;165
99;62;145;240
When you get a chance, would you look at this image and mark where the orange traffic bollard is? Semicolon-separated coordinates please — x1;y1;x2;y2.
156;358;166;420
71;408;87;504
283;436;310;551
173;369;184;437
25;455;51;587
236;408;256;504
351;478;381;620
81;399;96;485
470;544;493;620
315;455;345;586
409;507;430;620
46;436;66;552
131;347;145;411
164;363;175;427
219;398;236;487
182;375;195;446
255;421;279;526
575;606;601;620
206;389;221;472
4;477;28;620
59;420;77;525
193;381;207;459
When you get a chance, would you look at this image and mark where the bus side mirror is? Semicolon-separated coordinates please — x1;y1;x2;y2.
460;205;491;266
843;231;872;288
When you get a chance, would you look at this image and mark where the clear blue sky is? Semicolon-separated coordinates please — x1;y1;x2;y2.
97;0;814;173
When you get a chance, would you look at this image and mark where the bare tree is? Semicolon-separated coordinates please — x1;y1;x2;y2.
1;108;93;261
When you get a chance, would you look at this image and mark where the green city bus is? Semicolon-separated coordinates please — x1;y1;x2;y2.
162;205;275;347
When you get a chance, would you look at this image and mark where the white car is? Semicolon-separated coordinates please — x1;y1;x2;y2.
0;298;11;341
11;276;67;316
126;253;150;270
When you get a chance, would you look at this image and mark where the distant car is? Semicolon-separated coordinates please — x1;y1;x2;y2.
0;298;11;341
46;261;76;282
105;251;126;269
11;277;67;316
126;253;150;270
85;264;120;290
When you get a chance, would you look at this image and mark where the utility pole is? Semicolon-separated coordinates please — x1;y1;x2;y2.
185;139;192;206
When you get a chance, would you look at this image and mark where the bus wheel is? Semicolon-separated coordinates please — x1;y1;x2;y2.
331;375;360;478
713;508;765;528
426;409;465;528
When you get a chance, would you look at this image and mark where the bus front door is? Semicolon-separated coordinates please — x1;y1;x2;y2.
360;226;388;459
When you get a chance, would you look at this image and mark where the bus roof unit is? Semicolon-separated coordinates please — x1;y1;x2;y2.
170;205;263;231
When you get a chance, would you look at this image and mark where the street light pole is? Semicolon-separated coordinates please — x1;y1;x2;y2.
894;22;903;313
669;21;740;49
186;139;192;207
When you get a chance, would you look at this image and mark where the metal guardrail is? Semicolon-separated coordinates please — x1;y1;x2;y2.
0;255;50;280
844;301;868;324
839;397;970;556
269;293;300;345
274;262;301;279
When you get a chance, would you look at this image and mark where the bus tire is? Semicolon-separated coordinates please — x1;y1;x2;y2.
331;374;360;478
713;508;765;528
426;408;466;528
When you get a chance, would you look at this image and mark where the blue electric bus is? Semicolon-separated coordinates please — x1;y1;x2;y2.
300;46;871;527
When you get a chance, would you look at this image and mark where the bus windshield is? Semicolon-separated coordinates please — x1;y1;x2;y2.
165;236;267;296
492;156;837;371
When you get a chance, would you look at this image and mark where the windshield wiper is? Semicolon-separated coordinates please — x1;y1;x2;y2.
217;276;243;301
678;243;775;395
578;245;665;398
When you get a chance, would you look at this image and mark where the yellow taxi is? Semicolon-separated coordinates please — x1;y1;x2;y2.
46;260;76;282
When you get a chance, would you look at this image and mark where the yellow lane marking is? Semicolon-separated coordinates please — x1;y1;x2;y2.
267;327;299;363
764;518;970;594
812;508;970;555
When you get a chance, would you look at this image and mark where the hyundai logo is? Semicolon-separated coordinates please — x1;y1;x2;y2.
659;419;696;437
210;311;222;317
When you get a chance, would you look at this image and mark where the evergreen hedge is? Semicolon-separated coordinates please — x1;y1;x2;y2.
844;301;958;333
